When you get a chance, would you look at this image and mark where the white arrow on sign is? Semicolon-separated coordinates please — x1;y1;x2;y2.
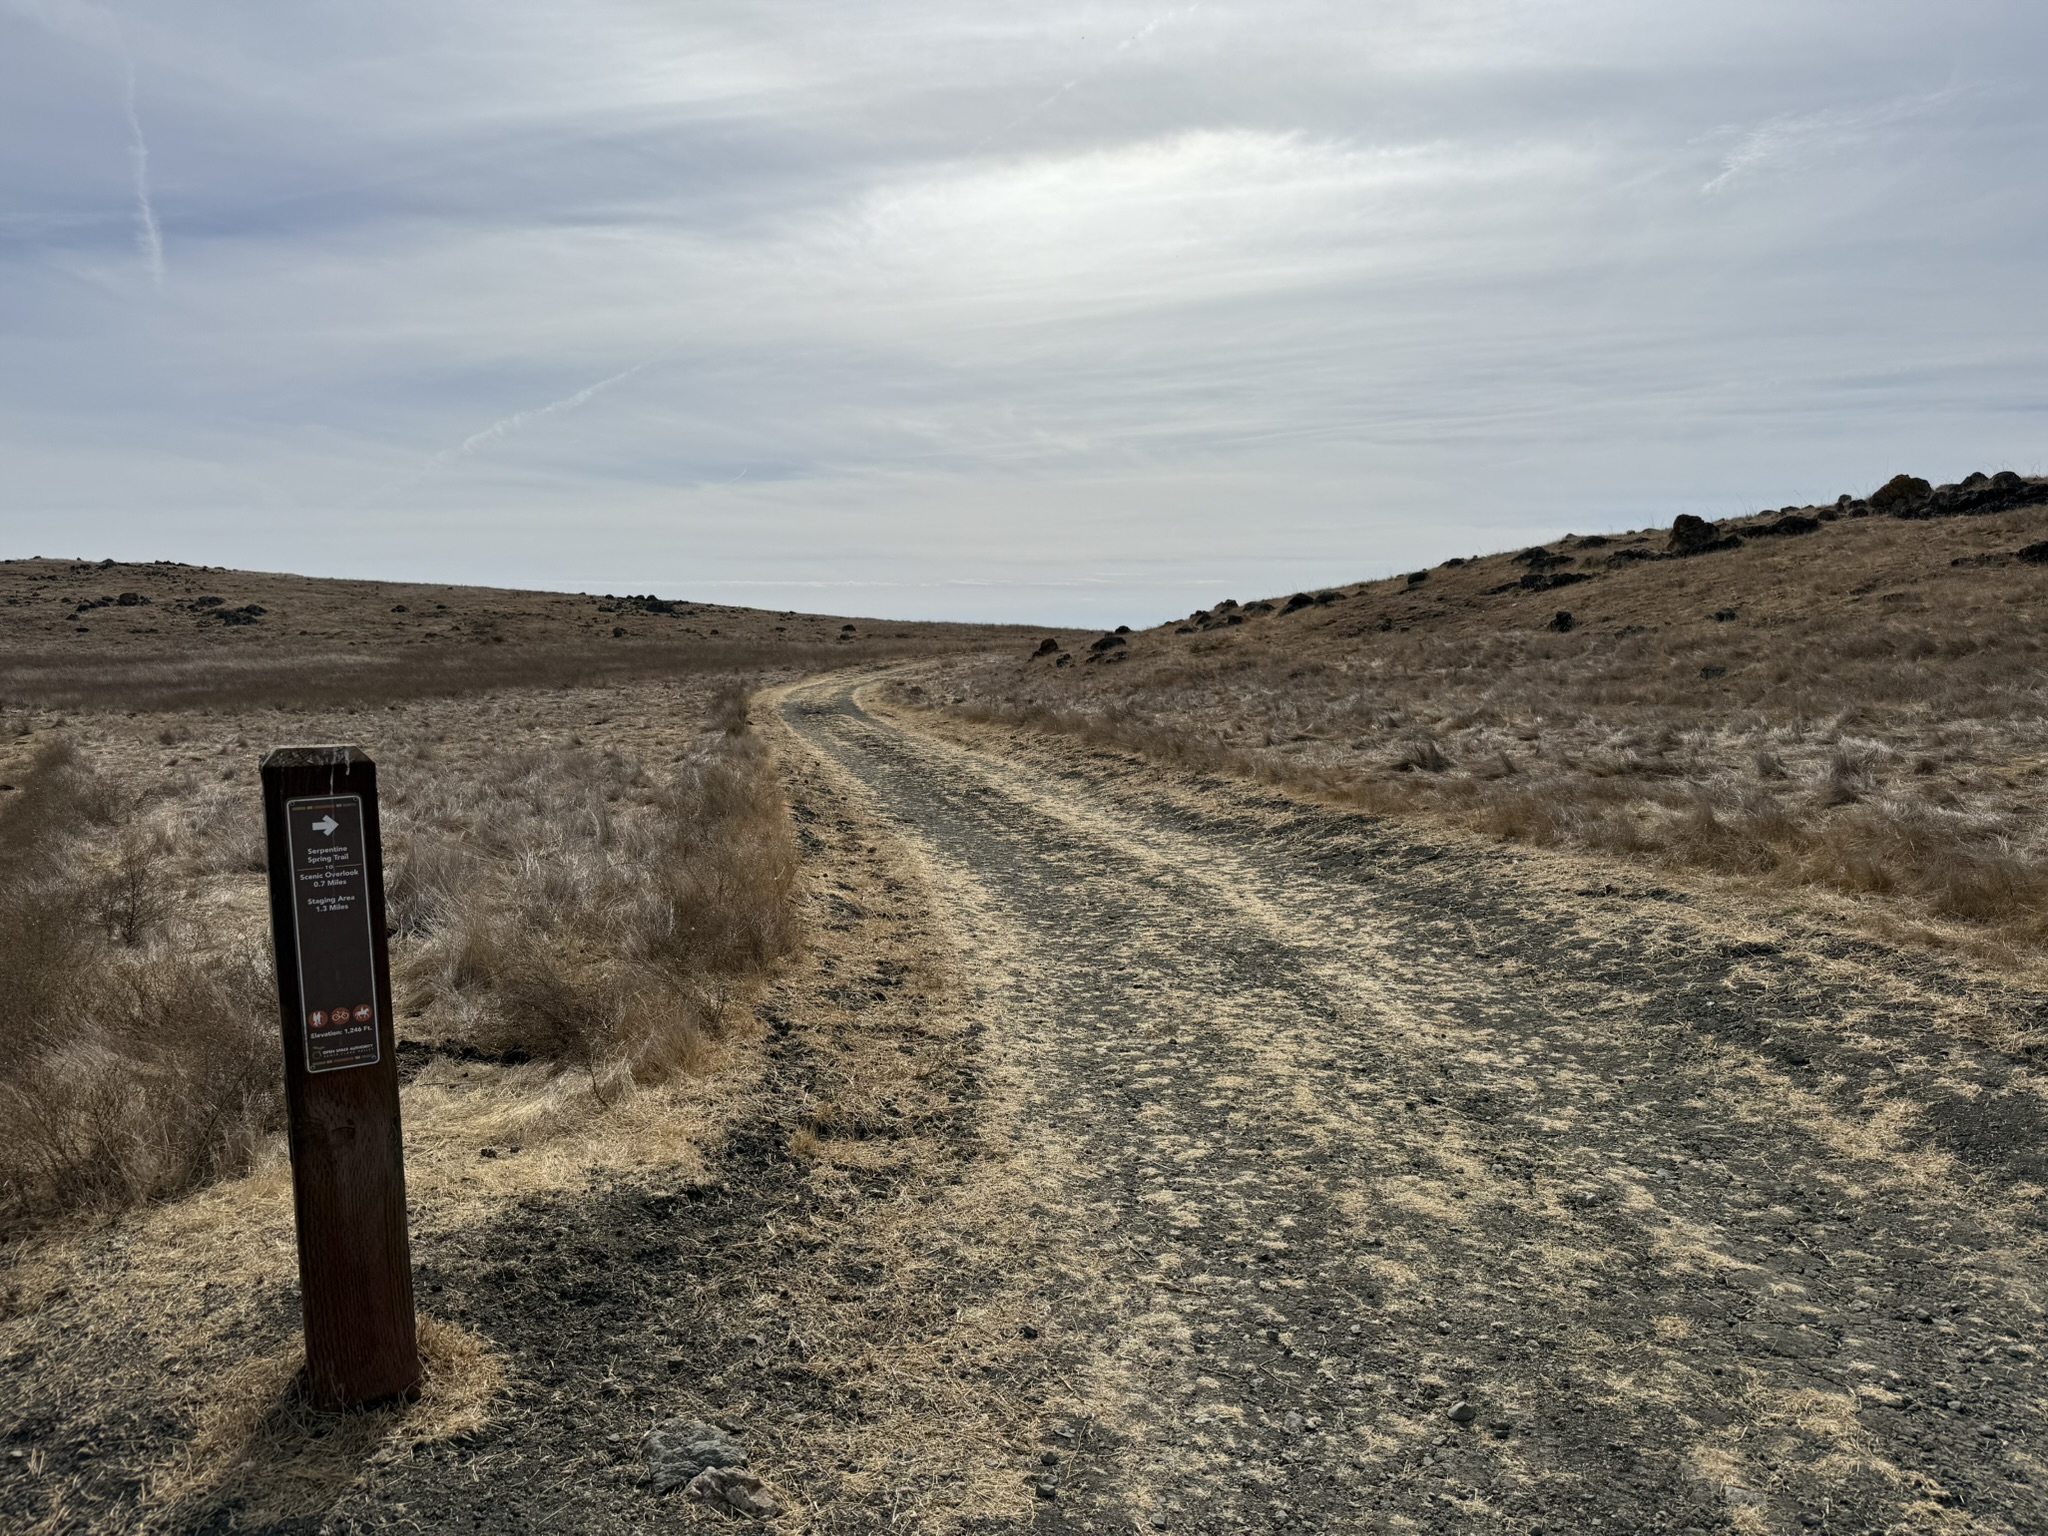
312;815;339;836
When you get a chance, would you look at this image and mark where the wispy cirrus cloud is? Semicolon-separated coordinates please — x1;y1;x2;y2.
1702;89;1961;195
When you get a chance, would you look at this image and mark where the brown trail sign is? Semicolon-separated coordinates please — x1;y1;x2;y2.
261;746;420;1408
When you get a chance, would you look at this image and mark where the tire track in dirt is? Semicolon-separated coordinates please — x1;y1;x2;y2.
781;674;2048;1536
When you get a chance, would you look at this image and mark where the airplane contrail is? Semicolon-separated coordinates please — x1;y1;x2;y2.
356;353;669;508
116;26;164;287
426;356;659;471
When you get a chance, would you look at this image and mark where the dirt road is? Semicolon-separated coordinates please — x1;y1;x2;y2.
775;673;2048;1535
6;670;2044;1535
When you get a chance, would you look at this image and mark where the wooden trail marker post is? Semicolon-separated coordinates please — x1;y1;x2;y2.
260;746;420;1409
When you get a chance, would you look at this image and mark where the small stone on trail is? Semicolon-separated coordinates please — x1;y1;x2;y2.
1021;1324;1040;1339
643;1418;747;1494
685;1466;783;1519
1041;1450;1060;1466
1447;1401;1478;1425
1036;1476;1059;1499
1283;1410;1304;1434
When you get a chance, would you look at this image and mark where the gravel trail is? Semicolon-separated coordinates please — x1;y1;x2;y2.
779;673;2048;1536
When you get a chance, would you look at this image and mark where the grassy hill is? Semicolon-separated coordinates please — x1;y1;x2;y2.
0;557;1024;713
919;472;2048;967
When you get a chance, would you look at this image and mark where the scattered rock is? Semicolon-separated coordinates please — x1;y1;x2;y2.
2017;542;2048;565
685;1466;782;1519
1869;474;1933;515
1748;513;1820;538
644;1418;748;1494
1032;637;1060;658
1700;665;1727;680
1054;653;1073;667
1447;1401;1478;1425
1283;592;1317;612
1283;1410;1304;1434
1548;610;1573;633
1512;546;1571;570
1089;633;1127;653
1713;608;1737;621
1115;624;1131;634
1669;515;1740;557
1519;569;1592;593
1035;1476;1059;1499
1404;571;1428;586
1040;1450;1060;1466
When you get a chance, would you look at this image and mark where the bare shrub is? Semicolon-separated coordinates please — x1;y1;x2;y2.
84;831;174;945
641;729;799;980
0;744;281;1233
1394;738;1451;773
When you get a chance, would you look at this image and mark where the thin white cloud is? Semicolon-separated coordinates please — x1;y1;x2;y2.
1702;89;1959;195
118;29;164;286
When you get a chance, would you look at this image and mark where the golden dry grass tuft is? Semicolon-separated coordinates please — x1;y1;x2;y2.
140;1313;505;1530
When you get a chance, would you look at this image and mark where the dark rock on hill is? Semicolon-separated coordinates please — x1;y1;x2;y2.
1869;475;1934;515
1904;473;2048;521
1669;515;1743;558
1747;514;1821;538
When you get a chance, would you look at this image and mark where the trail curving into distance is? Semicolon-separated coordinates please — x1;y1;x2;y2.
778;670;2048;1535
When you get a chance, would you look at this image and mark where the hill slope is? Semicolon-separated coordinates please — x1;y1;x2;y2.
922;474;2048;965
0;557;1025;714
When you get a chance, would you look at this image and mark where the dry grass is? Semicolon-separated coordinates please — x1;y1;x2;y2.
0;745;281;1234
0;672;802;1240
0;555;1026;714
390;682;799;1087
138;1313;506;1530
917;494;2048;960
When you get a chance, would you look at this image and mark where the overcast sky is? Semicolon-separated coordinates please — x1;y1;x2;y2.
2;2;2043;624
